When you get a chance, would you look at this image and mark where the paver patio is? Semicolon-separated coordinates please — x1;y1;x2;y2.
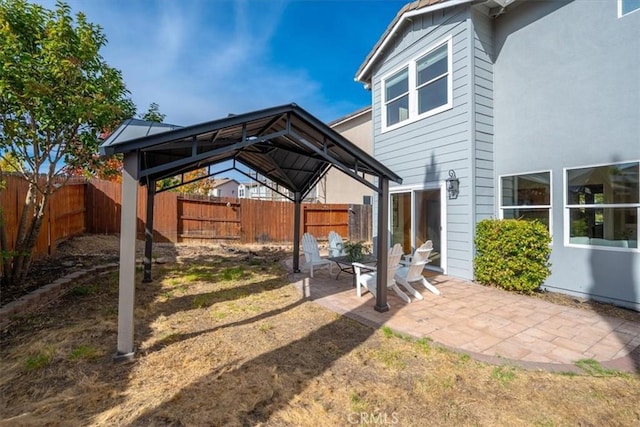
286;259;640;373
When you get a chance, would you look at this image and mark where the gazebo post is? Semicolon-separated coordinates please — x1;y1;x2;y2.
114;152;138;361
293;191;301;273
375;177;390;312
142;181;155;283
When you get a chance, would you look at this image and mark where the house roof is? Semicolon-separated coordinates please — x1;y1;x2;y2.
210;178;239;188
355;0;523;83
99;103;402;199
327;106;372;128
355;0;474;84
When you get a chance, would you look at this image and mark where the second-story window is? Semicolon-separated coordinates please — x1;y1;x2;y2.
619;0;640;17
417;43;449;115
381;36;452;132
385;68;409;127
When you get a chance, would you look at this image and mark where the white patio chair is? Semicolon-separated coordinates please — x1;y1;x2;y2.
327;230;346;257
394;240;440;298
354;243;411;304
301;232;333;278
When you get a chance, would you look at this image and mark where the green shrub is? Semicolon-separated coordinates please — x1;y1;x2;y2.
474;218;551;293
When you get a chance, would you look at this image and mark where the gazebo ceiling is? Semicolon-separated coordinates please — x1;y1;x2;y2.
100;103;402;197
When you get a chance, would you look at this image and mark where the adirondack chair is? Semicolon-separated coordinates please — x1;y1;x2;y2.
394;240;440;298
327;231;346;257
353;243;411;304
301;232;333;278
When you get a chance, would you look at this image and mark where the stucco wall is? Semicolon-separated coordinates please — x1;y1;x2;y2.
325;110;375;204
494;0;640;309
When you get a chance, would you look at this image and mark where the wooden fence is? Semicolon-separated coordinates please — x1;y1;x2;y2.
1;177;371;260
0;175;86;260
86;181;371;244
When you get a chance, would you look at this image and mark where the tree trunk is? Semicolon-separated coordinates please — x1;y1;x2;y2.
0;206;11;289
9;182;49;287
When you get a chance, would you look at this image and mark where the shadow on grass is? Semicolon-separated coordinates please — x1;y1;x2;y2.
130;299;377;426
142;286;310;355
0;246;381;426
131;254;381;425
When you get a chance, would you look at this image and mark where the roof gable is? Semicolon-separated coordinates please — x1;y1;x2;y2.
355;0;473;84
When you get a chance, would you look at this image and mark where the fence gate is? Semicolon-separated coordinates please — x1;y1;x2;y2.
177;196;241;243
302;204;349;242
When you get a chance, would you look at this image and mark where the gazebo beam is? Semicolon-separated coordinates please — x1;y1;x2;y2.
114;152;139;361
143;180;155;283
293;192;302;273
375;177;390;312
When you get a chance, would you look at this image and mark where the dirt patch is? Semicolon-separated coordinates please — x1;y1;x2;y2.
0;238;638;426
0;234;293;306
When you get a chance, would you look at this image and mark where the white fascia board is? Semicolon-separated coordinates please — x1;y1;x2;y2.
355;0;474;83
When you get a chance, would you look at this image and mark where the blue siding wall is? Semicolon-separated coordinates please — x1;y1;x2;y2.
471;8;495;225
371;5;473;279
494;0;640;310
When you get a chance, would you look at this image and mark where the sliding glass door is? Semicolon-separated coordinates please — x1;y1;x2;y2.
391;187;443;269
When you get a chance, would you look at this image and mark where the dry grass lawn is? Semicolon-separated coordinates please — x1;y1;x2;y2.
1;242;639;426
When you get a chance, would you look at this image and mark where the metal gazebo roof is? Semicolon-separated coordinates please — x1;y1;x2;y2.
100;103;401;198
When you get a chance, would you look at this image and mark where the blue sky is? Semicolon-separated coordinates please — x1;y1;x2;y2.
41;0;407;126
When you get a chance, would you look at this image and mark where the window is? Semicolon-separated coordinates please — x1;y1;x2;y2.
238;185;246;198
381;37;452;131
417;44;449;115
500;171;552;229
566;162;639;249
385;68;409;127
619;0;640;17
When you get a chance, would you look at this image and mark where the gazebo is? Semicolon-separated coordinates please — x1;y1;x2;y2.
100;103;402;360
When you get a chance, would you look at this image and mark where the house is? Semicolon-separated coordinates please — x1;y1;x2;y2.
238;179;295;201
208;178;240;198
321;107;375;205
356;0;639;310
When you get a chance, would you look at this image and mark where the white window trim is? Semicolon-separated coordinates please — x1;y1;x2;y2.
618;0;640;17
563;160;640;252
380;36;453;133
498;170;553;239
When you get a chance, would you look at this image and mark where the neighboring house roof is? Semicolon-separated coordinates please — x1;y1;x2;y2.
211;178;239;188
355;0;517;84
327;106;372;128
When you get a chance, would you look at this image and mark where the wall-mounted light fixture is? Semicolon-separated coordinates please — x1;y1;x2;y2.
446;170;459;199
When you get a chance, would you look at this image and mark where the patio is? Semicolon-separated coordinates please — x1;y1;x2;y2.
287;258;640;373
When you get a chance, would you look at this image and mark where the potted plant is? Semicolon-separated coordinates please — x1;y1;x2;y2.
343;240;370;262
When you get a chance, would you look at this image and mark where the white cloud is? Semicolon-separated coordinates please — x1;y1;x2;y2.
37;0;344;125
